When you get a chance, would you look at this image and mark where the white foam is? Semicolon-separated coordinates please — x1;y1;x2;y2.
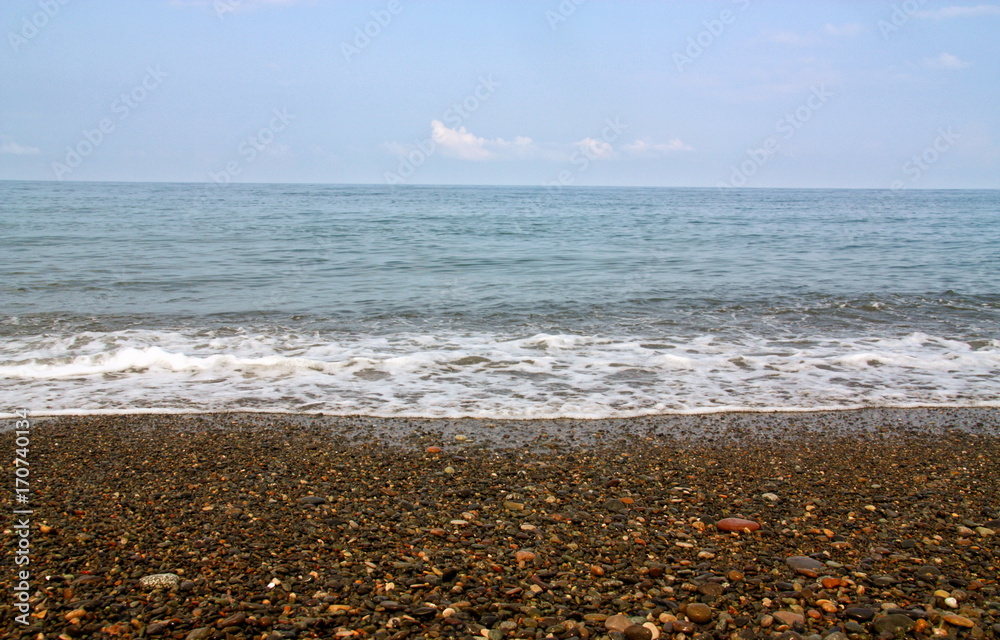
1;328;998;419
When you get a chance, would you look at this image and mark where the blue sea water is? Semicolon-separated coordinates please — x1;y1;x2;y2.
1;181;998;418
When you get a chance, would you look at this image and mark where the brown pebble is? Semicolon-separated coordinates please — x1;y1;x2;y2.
605;614;633;632
672;620;696;634
624;624;653;640
686;603;712;624
425;446;442;453
943;614;975;628
590;564;605;576
717;517;761;532
727;570;744;582
774;611;804;626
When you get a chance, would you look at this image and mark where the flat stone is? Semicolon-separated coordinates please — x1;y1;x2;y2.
914;565;941;579
786;556;825;576
217;612;245;627
717;517;761;532
605;614;633;632
773;611;805;626
942;614;975;628
184;628;212;640
873;614;915;635
604;498;627;512
686;603;713;624
843;607;875;622
298;496;325;505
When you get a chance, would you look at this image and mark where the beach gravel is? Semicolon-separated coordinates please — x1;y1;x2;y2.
1;408;999;639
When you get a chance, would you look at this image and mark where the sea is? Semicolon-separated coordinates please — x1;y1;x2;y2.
1;181;998;419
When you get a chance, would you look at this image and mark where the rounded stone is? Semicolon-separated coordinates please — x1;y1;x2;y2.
717;517;761;532
624;624;653;640
605;614;633;632
686;603;713;624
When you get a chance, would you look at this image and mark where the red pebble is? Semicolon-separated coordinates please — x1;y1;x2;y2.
716;517;761;532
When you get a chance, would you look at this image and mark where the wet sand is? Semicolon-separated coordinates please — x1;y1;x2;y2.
2;408;999;639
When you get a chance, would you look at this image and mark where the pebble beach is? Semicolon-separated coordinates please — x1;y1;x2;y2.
3;408;1000;640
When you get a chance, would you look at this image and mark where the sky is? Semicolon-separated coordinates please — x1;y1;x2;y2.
1;0;998;189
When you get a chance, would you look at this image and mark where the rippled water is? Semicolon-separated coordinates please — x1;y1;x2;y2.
2;181;998;417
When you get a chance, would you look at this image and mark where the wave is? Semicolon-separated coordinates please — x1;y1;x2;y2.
2;328;998;419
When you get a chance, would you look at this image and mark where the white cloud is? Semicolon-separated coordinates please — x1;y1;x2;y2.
916;4;1000;18
431;120;493;160
386;121;534;161
0;140;41;156
824;23;864;37
574;137;617;159
923;52;971;69
622;139;693;156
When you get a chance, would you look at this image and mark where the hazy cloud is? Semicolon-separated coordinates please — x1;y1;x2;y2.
923;52;971;69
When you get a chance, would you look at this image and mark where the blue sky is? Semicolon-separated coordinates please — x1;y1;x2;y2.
1;0;998;188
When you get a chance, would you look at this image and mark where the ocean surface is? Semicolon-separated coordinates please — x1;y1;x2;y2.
1;181;998;419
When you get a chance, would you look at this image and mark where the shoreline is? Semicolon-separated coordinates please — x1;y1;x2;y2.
10;406;1000;449
2;409;998;638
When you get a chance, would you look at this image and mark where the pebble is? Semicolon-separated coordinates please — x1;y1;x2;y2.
942;614;975;628
786;555;825;576
184;628;212;640
762;492;780;501
604;497;627;512
873;614;915;635
624;624;653;640
843;607;875;621
774;611;805;626
298;495;325;505
138;573;180;589
686;603;713;624
605;614;633;632
717;517;761;532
